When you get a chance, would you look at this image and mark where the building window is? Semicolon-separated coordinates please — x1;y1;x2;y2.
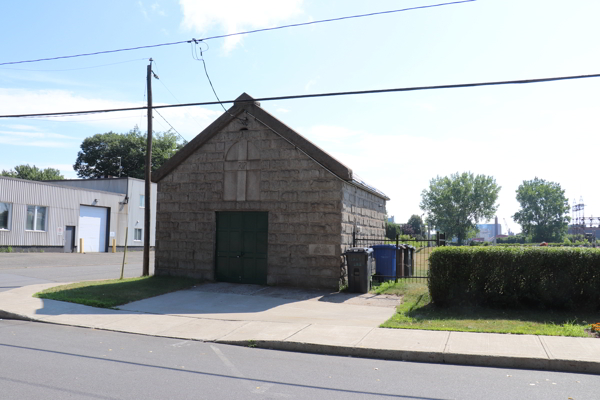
0;202;12;230
26;205;47;231
139;195;145;208
134;228;142;241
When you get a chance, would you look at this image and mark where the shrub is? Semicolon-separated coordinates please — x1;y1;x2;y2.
496;234;530;244
428;246;600;310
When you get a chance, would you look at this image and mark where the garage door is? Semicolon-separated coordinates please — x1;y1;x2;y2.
216;212;268;285
79;206;108;253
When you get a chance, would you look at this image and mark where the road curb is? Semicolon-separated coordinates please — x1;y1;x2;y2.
3;308;598;375
0;310;33;321
218;339;600;375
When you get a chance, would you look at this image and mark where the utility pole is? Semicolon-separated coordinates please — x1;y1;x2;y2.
494;216;498;245
143;58;153;276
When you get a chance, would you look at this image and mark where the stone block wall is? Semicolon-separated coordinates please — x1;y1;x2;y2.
340;183;387;284
155;116;345;289
341;182;387;249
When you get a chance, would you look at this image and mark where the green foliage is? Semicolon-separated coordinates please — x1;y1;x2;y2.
566;234;589;243
1;164;64;181
496;234;529;244
513;177;570;242
420;172;500;245
428;246;600;310
371;280;407;295
385;223;426;248
73;127;184;179
406;214;424;237
385;221;401;240
0;246;13;253
379;282;593;337
495;242;593;247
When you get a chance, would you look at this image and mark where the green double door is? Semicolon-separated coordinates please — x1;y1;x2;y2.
216;212;268;285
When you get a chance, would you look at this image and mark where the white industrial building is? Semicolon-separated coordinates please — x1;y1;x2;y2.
0;176;156;252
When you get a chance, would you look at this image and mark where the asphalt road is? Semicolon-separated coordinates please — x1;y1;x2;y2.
1;320;598;400
0;252;155;291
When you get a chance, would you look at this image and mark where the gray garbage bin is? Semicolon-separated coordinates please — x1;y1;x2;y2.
400;244;414;277
405;245;415;277
396;244;405;278
344;247;375;293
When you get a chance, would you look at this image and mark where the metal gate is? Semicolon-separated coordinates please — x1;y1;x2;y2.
353;232;445;282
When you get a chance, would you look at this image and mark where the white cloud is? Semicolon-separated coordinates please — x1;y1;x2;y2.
151;2;166;16
151;106;220;140
0;136;73;148
305;78;318;91
138;1;149;20
298;125;363;145
179;0;304;52
4;124;44;131
139;1;167;21
0;88;220;141
0;130;72;140
276;108;290;113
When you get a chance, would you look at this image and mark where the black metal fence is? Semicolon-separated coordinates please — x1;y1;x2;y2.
352;232;446;283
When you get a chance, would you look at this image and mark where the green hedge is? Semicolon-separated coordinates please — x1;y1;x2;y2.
428;247;600;310
468;242;595;247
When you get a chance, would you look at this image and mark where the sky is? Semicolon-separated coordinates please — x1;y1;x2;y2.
1;0;600;235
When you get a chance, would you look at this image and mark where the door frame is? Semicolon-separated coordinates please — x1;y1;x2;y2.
215;211;268;285
64;225;76;253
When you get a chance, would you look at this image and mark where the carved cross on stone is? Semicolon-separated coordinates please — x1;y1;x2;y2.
223;140;261;201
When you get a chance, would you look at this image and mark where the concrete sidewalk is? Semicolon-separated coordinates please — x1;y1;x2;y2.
1;282;599;375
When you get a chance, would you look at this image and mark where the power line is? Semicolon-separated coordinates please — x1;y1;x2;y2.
0;0;475;67
200;0;476;42
0;40;190;67
153;59;210;131
0;58;148;71
2;72;599;119
190;40;247;125
154;109;188;144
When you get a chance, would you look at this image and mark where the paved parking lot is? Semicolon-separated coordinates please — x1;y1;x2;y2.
0;251;154;291
0;251;152;269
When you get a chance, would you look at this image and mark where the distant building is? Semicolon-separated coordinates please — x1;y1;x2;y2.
0;176;156;252
567;225;600;239
475;223;502;242
387;216;395;223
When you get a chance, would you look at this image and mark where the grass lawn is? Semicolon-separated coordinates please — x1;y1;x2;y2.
34;276;202;309
374;281;600;337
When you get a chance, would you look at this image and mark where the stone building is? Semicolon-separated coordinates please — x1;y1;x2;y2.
152;93;388;289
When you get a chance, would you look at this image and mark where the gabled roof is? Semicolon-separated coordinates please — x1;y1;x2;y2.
152;93;389;200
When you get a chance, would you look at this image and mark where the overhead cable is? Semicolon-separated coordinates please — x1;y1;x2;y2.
2;72;598;119
191;40;248;124
0;0;475;67
0;58;149;71
154;109;188;144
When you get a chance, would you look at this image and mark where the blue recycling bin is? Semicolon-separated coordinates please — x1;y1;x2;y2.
371;244;397;280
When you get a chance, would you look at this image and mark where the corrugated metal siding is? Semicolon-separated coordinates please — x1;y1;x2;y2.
0;177;124;247
51;178;129;194
126;179;157;247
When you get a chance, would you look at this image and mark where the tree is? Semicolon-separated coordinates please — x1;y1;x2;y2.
385;222;401;240
406;214;424;237
512;177;570;242
400;224;415;236
73;127;183;179
420;172;500;245
1;164;64;181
